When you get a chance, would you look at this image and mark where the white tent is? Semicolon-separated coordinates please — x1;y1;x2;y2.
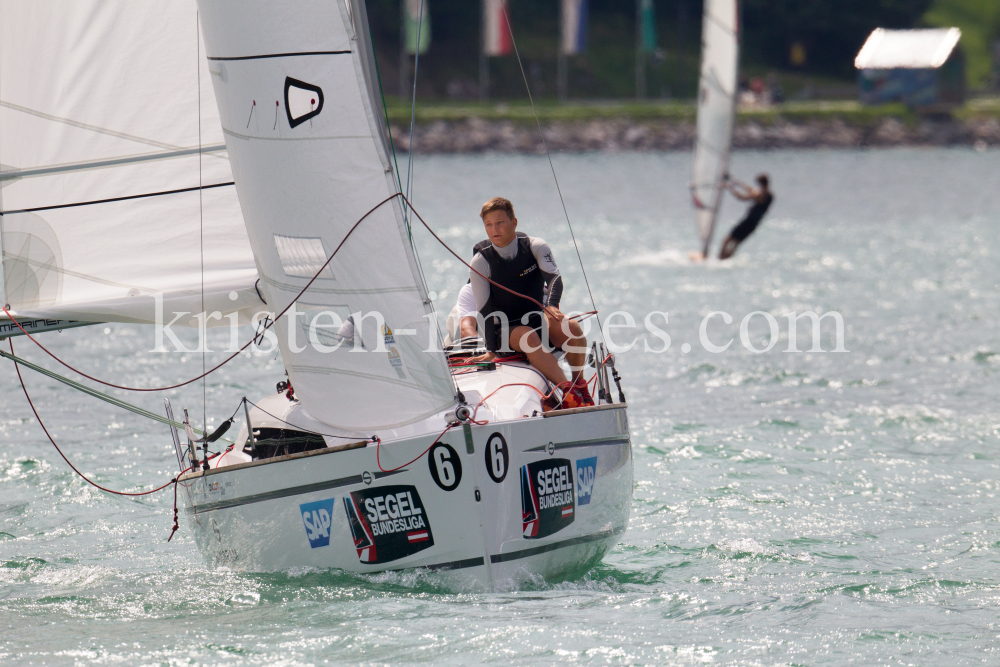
855;28;961;70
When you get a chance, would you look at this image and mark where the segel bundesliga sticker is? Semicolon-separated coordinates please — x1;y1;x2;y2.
300;497;336;549
343;485;434;564
521;458;575;539
576;456;597;506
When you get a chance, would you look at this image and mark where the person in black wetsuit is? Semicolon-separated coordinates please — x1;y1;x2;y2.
719;174;773;260
467;197;593;408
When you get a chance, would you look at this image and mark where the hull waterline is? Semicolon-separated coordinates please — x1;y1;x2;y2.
180;404;631;588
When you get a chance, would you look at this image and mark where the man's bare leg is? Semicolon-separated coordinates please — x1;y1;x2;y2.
719;236;740;260
545;311;587;384
510;325;567;387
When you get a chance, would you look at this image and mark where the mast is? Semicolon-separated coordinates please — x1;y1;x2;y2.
691;0;739;258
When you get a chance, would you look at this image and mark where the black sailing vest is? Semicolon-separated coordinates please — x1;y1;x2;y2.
479;236;546;326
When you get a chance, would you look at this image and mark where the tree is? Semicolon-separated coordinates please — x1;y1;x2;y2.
924;0;1000;87
743;0;934;77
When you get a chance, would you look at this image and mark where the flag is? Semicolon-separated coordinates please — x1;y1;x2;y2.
483;0;512;57
561;0;588;56
640;0;656;53
403;0;431;55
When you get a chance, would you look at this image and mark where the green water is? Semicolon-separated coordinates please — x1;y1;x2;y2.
2;148;1000;665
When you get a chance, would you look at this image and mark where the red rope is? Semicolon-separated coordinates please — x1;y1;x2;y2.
3;192;590;396
9;339;190;539
1;193;402;392
375;423;458;473
375;371;596;468
403;200;548;313
11;340;177;496
468;380;583;424
4;191;598;526
167;480;181;542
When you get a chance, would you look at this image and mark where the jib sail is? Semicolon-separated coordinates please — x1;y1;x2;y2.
196;0;455;431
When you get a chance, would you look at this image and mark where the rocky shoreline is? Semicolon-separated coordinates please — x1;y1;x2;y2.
390;116;1000;153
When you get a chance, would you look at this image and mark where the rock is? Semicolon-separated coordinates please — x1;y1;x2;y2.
392;115;994;154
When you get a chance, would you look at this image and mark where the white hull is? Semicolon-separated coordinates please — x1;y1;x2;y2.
179;404;631;588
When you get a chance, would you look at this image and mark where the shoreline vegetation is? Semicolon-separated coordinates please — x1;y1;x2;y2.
385;98;1000;153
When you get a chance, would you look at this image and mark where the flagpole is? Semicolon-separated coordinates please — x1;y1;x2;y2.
558;53;567;102
636;0;646;100
479;0;489;102
399;0;408;100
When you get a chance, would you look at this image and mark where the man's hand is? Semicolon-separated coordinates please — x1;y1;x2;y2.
468;351;497;364
544;306;564;321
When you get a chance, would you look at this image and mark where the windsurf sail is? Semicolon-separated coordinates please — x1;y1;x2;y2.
196;0;455;431
0;1;259;327
691;0;739;257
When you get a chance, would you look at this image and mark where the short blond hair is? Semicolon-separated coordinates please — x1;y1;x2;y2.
480;197;514;220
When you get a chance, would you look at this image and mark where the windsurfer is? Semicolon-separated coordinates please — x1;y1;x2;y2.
468;197;593;408
719;174;773;260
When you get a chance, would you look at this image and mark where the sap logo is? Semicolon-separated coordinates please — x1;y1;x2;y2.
300;497;336;548
576;457;597;506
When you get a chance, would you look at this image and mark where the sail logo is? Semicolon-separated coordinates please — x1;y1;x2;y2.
299;497;336;549
520;459;575;539
576;457;597;506
382;325;408;379
284;77;324;128
343;485;434;564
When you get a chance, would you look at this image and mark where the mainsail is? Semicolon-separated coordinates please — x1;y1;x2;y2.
691;0;739;257
197;0;455;431
0;1;260;326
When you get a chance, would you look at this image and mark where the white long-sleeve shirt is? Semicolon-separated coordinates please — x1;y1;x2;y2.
469;236;561;312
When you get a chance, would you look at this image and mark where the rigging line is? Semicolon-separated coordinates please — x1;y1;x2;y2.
197;10;208;451
498;3;605;342
368;24;405;195
244;399;368;440
0;182;235;216
0;100;184;152
401;194;545;312
0;145;230;182
0;192;556;395
0;194;403;392
376;423;452;473
0;348;225;439
207;50;351;61
10;339;179;498
402;0;425;227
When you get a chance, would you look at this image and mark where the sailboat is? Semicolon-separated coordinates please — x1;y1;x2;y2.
0;0;632;587
690;0;739;260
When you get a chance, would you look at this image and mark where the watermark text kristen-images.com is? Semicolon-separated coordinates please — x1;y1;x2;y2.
152;300;848;356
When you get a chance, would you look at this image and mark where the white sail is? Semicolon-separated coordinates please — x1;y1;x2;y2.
691;0;739;257
0;1;260;327
196;0;456;431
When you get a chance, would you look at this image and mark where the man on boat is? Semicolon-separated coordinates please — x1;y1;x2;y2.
444;232;549;349
719;174;773;260
468;197;593;409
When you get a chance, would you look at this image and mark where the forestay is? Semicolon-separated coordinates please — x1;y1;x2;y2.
0;1;260;327
691;0;739;257
196;0;455;431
